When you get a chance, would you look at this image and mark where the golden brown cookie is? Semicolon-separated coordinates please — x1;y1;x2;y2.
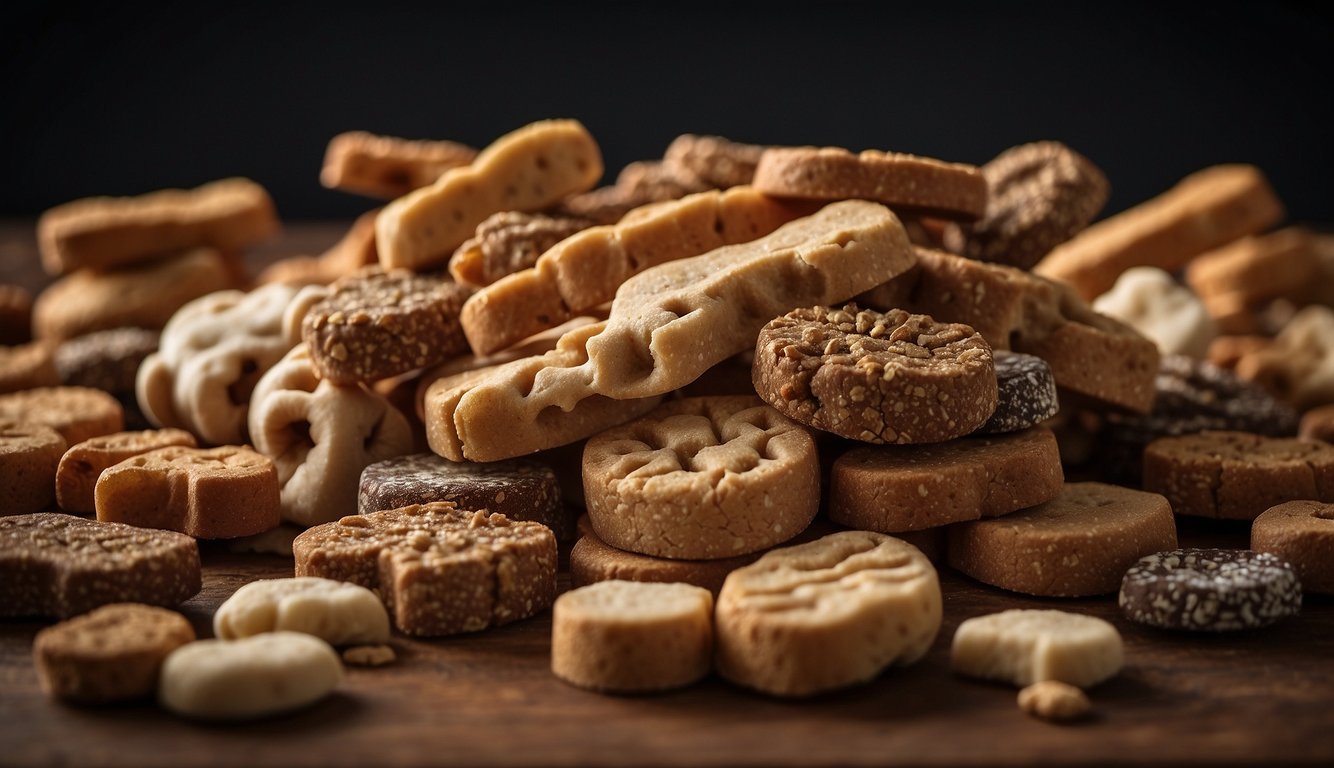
1;421;66;516
33;603;195;703
570;529;762;596
753;146;987;221
450;210;594;287
1251;500;1334;594
1234;306;1334;411
1300;404;1334;444
662;133;767;189
0;340;59;393
0;386;124;446
320;131;478;200
752;305;997;444
259;208;382;287
0;284;33;345
55;429;198;515
948;482;1178;597
558;159;712;224
0;513;201;618
293;503;557;636
1185;228;1324;324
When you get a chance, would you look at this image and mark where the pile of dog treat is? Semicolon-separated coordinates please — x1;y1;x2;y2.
2;120;1333;723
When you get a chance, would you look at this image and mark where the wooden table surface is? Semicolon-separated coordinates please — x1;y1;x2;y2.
2;222;1333;767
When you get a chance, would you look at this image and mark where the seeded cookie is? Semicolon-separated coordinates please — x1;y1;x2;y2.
0;340;59;393
0;386;123;446
320;130;478;200
159;632;342;721
829;427;1063;532
949;482;1178;597
1143;431;1334;520
1;421;66;515
1252;501;1334;594
300;267;472;384
753;305;997;444
941;142;1108;270
450;210;594;287
1300;404;1334;443
1119;549;1301;631
55;429;197;514
293;503;556;636
977;351;1059;434
951;609;1123;688
0;284;33;345
33;603;195;704
0;513;201;618
753;146;987;221
662;133;767;189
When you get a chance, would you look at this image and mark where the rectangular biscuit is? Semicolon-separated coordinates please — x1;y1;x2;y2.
320;131;478;200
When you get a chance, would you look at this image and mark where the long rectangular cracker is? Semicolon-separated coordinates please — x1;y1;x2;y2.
320;131;478;200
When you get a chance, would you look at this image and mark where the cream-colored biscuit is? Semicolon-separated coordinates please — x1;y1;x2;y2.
1093;266;1217;358
0;386;124;446
951;609;1123;688
55;429;197;514
34;603;195;704
715;531;941;697
248;344;414;527
321;131;477;200
1;421;66;516
159;632;342;720
214;577;390;646
376;120;603;271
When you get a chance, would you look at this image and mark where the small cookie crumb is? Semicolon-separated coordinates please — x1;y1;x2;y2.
1018;680;1091;722
342;644;396;667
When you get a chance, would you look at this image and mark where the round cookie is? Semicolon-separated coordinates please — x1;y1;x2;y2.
34;603;195;704
1;421;66;515
1252;501;1334;594
301;266;473;384
358;453;571;540
1143;431;1334;520
753;305;997;445
582;396;819;560
951;609;1123;688
942;141;1109;270
0;341;59;394
159;632;343;721
976;351;1059;435
948;482;1179;597
829;427;1063;532
1119;549;1301;631
0;386;124;446
1299;403;1334;444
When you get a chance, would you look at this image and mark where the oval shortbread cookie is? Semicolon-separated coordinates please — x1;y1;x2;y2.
951;609;1123;688
1119;549;1301;631
1252;501;1334;595
214;577;390;646
34;603;195;704
715;531;941;697
159;632;343;721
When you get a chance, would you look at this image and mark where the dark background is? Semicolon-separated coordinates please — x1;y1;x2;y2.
1;1;1331;223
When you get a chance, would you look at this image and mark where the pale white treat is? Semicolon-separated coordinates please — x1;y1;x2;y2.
951;609;1123;688
551;580;713;693
1092;266;1216;359
213;577;390;646
159;632;342;720
714;531;941;697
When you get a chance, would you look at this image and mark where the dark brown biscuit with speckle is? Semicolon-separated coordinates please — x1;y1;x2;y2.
56;429;198;514
450;211;595;287
753;305;997;444
302;266;473;384
1300;404;1334;444
0;386;124;446
1119;548;1301;631
1252;501;1334;594
0;513;201;618
0;340;59;393
942;141;1109;270
0;284;33;345
1;421;66;515
977;351;1059;434
34;603;195;703
662;134;766;189
54;328;159;395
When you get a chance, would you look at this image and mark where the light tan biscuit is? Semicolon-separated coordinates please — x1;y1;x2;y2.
248;344;414;526
1301;403;1334;444
0;284;33;345
37;178;278;275
1143;431;1334;520
258;208;382;287
55;429;197;514
293;503;557;636
1186;227;1323;320
951;609;1123;688
0;386;124;446
1234;305;1334;411
376;119;603;271
32;248;237;341
320;131;477;200
214;577;390;645
583;396;819;560
558;159;712;225
33;603;195;704
752;305;997;444
159;632;342;721
829;427;1063;532
450;210;595;287
0;340;59;393
1092;266;1217;359
753;146;987;220
1208;334;1272;371
570;529;762;596
1034;165;1284;301
715;531;941;697
1018;681;1092;722
662;133;767;189
95;445;281;538
948;482;1178;597
1;421;66;515
1252;500;1334;594
342;644;396;667
459;186;810;356
0;513;201;618
552;580;713;693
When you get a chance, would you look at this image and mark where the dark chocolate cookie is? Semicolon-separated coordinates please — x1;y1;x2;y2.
1119;548;1301;631
975;351;1059;434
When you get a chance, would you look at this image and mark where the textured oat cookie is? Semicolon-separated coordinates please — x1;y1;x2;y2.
0;340;59;393
752;305;997;444
1234;305;1334;411
0;513;200;618
1119;549;1301;631
552;580;714;693
978;351;1059;434
450;210;594;287
1034;164;1284;301
56;428;197;514
662;133;767;189
0;386;123;446
1093;267;1217;359
951;609;1123;688
753;146;987;220
33;603;195;704
377;119;603;271
321;130;478;200
1;421;65;516
1252;501;1334;594
1301;404;1334;444
829;427;1062;533
941;141;1109;270
95;445;281;538
1143;431;1334;521
715;531;942;697
0;284;33;345
248;344;414;527
949;482;1178;597
583;396;819;560
159;632;343;721
459;186;809;356
214;577;390;646
299;267;472;384
136;282;300;445
293;503;557;636
861;247;1159;412
38;178;278;275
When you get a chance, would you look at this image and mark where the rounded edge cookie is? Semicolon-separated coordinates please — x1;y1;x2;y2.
950;609;1123;688
0;341;59;393
571;527;765;596
1119;549;1301;631
34;603;195;704
159;632;343;720
55;429;198;515
975;351;1059;434
1;421;67;516
0;386;124;446
1252;501;1334;594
